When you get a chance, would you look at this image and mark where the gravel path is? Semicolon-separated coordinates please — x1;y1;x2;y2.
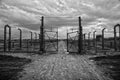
18;41;111;80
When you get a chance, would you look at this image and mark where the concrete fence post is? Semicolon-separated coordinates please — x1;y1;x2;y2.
114;26;117;51
102;28;106;50
114;24;120;51
57;28;59;51
30;31;33;46
4;25;11;52
66;27;69;52
93;31;96;48
83;33;86;49
40;16;44;53
88;32;91;50
18;28;22;50
78;17;83;54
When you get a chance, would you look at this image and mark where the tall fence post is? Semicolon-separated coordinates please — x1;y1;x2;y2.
34;32;37;40
8;26;11;51
95;35;98;53
27;40;29;52
88;32;91;50
119;25;120;51
18;28;22;50
39;34;40;40
93;31;96;48
114;24;120;51
40;16;44;53
30;31;33;46
78;17;83;54
4;25;7;52
102;28;106;50
67;33;69;52
39;34;40;51
34;32;37;51
114;25;117;51
57;28;59;51
4;25;11;52
93;31;97;53
83;33;86;49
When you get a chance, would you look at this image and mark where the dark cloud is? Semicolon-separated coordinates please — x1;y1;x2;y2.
0;0;120;38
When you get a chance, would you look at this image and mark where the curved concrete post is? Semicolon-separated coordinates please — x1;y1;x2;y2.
8;27;11;51
4;25;11;52
114;24;120;51
4;25;7;52
102;28;106;50
57;28;59;51
30;31;33;46
18;28;22;50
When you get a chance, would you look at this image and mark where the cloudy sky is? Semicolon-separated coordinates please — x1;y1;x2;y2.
0;0;120;39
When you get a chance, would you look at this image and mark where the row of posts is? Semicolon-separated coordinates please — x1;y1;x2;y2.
3;16;82;53
83;24;120;52
3;16;57;53
4;25;40;52
4;16;120;53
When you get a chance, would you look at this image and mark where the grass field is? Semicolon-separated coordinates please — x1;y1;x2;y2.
0;54;31;80
90;54;120;80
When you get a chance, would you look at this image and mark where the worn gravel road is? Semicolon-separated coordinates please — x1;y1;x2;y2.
18;41;111;80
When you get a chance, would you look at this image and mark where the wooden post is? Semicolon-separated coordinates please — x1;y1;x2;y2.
40;16;44;53
78;17;83;54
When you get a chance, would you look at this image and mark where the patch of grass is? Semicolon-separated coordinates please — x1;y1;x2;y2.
0;55;31;80
90;55;120;80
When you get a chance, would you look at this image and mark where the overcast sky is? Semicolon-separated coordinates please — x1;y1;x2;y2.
0;0;120;39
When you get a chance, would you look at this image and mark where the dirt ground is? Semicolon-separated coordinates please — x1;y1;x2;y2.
0;41;119;80
90;54;120;80
18;41;110;80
